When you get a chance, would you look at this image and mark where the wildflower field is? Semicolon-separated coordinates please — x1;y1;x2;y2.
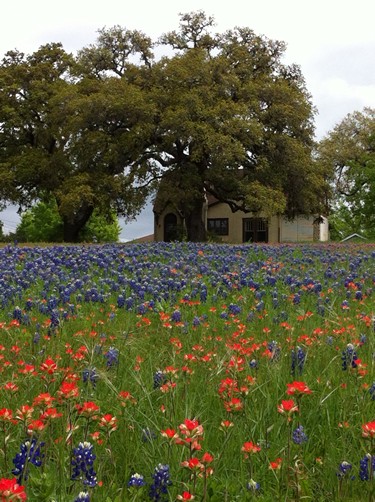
0;242;375;502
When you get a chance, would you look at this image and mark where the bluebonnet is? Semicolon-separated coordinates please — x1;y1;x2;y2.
142;428;157;442
336;461;352;479
71;441;97;487
82;368;99;388
359;454;375;481
153;370;168;389
355;290;363;300
360;334;367;344
74;492;91;502
171;310;181;322
228;303;241;315
12;438;45;482
128;473;146;487
369;382;375;400
268;341;281;362
247;479;261;492
192;316;201;327
341;344;358;370
291;346;306;376
149;464;171;501
292;425;308;445
117;294;125;308
293;293;301;305
104;347;119;368
13;306;22;322
249;359;258;369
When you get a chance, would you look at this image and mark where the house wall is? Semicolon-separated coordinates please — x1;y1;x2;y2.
207;203;279;243
154;202;329;243
279;216;329;242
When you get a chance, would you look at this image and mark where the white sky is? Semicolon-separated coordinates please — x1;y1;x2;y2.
1;0;374;239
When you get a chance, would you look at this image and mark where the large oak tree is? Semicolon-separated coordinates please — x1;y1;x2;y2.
0;12;328;242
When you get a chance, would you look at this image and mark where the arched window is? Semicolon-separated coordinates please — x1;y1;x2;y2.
164;213;178;242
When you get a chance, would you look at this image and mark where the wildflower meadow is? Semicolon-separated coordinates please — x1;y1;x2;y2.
0;241;375;501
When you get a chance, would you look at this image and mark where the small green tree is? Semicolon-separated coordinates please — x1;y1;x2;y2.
16;200;121;242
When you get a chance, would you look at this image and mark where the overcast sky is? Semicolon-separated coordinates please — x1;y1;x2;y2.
1;0;374;239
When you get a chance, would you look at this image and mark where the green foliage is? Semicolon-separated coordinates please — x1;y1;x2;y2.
16;199;120;242
318;107;375;239
0;11;329;242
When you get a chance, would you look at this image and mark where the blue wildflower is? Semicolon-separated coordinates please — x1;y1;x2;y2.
268;341;281;362
336;461;352;479
171;310;181;322
12;438;45;483
74;492;91;502
341;343;358;370
291;346;306;376
128;473;146;487
82;368;99;388
104;347;119;368
71;441;97;487
153;370;167;389
292;425;308;445
142;428;157;442
247;479;260;492
149;464;171;501
359;454;375;481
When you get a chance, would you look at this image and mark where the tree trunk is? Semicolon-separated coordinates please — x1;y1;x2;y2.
61;204;94;242
184;197;207;242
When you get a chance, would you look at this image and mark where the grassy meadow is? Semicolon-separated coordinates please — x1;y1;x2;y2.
0;241;375;501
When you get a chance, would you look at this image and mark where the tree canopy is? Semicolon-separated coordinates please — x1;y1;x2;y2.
317;107;375;239
0;11;329;242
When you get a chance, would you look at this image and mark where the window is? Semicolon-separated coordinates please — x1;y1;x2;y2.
207;218;228;236
243;218;268;243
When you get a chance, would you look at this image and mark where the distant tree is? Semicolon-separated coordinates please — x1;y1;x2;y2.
16;199;121;242
317;107;375;239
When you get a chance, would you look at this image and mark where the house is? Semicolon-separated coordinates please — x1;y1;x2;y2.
153;192;329;243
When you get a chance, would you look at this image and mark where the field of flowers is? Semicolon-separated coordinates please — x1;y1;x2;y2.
0;241;375;501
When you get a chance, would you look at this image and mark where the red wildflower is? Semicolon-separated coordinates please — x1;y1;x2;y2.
286;381;312;396
40;357;57;374
277;399;299;417
201;452;214;463
16;405;34;423
3;382;18;393
33;393;55;408
98;414;118;433
161;428;178;440
362;421;375;439
224;397;243;412
57;382;79;399
181;457;203;470
27;419;46;435
269;457;283;470
179;419;204;439
220;420;234;432
0;409;14;422
76;401;100;418
242;441;261;457
0;477;27;501
177;492;195;500
40;408;63;421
